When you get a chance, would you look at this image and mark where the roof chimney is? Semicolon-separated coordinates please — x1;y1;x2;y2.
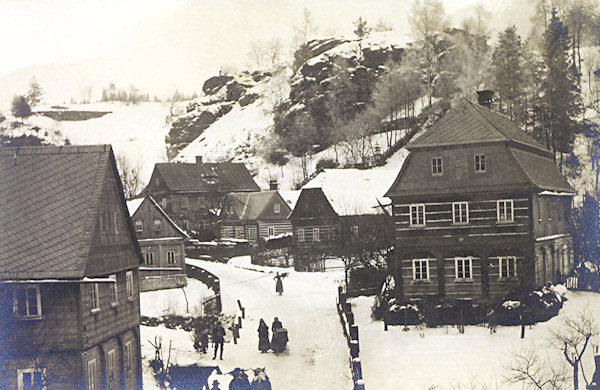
195;156;203;164
476;90;494;108
269;179;278;190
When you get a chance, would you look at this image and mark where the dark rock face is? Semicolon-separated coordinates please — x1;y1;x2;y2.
202;75;234;95
226;81;247;102
239;93;259;107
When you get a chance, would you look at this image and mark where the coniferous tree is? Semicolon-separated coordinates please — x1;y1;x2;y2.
26;77;43;108
491;26;524;121
11;95;31;122
540;9;582;166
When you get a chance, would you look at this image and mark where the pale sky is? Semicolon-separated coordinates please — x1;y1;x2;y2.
0;0;534;105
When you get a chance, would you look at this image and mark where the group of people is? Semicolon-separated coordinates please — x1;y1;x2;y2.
257;317;288;353
194;322;226;360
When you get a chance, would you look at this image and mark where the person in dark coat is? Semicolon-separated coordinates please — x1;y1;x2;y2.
229;368;250;390
200;330;209;353
257;319;270;353
271;317;282;333
212;322;226;360
274;272;285;295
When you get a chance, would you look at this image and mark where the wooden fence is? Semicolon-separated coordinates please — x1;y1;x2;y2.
337;286;366;390
185;264;222;313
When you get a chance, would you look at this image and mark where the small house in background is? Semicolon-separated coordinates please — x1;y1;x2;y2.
141;156;260;239
220;190;293;244
0;145;143;389
127;196;189;291
289;168;395;270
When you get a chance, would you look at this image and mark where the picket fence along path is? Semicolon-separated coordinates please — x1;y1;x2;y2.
337;286;366;390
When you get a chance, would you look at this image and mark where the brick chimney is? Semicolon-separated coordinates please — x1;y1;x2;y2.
269;179;278;190
476;90;494;108
195;156;203;164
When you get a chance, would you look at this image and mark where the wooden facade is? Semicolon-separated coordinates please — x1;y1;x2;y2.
128;196;189;291
0;145;143;389
385;100;575;301
220;191;293;244
142;157;260;239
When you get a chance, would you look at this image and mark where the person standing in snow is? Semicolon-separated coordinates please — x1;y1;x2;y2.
212;322;226;360
257;319;270;353
274;272;285;295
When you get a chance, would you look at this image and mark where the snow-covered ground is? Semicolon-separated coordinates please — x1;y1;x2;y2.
24;102;171;183
140;278;214;318
353;291;600;389
141;256;352;389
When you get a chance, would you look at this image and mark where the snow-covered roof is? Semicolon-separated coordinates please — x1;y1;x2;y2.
279;190;301;209
303;167;398;216
126;198;144;216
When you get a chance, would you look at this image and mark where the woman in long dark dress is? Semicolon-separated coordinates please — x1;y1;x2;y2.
257;319;270;353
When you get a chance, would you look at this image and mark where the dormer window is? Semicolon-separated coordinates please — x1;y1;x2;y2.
475;154;486;172
431;157;443;176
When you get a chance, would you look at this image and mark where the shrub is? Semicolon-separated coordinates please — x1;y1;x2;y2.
315;157;338;172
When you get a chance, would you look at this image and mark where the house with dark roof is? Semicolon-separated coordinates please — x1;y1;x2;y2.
385;99;576;301
142;156;260;239
127;196;189;291
0;145;143;389
220;190;292;244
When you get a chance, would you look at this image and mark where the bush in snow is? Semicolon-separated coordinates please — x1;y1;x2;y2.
315;157;339;172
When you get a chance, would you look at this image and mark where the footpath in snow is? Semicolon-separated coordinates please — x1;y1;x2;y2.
140;256;353;389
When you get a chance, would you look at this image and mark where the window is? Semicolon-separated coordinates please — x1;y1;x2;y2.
87;359;97;390
497;200;514;222
431;157;443;175
409;204;426;226
268;227;275;236
183;220;190;231
13;285;42;318
499;256;517;278
474;154;486;172
161;198;167;209
412;259;430;280
297;228;305;243
126;271;134;301
113;211;119;234
135;220;143;233
107;349;116;382
153;220;161;233
166;251;176;265
234;225;245;239
124;341;133;373
109;274;118;307
98;212;107;232
350;225;359;237
143;252;154;265
89;283;100;313
181;197;189;209
313;227;320;242
18;368;45;390
455;257;473;279
452;202;469;224
274;203;280;214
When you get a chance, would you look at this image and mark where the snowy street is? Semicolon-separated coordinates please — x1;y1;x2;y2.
141;256;353;389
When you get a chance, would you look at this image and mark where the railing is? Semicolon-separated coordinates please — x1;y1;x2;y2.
185;264;222;313
337;286;365;390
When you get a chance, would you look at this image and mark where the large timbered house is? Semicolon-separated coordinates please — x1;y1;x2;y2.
0;145;143;389
142;156;260;239
385;100;575;301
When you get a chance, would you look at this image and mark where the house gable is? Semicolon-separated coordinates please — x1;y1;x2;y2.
85;151;142;277
289;188;339;220
257;192;293;221
131;196;189;240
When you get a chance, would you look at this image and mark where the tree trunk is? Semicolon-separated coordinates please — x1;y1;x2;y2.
574;362;579;390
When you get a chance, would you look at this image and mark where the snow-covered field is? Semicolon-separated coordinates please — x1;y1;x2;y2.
140;278;214;318
141;256;353;389
353;291;600;389
24;102;171;183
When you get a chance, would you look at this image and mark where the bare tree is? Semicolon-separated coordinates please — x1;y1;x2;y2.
247;41;265;70
549;309;599;390
505;346;570;389
266;38;284;68
116;155;143;199
293;8;318;46
26;77;43;109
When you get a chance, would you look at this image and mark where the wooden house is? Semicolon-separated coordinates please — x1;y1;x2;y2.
127;196;189;292
0;145;143;389
385;99;576;301
220;190;292;244
289;168;394;269
142;156;260;239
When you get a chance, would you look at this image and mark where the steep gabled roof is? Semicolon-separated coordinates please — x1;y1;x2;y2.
223;191;292;221
128;196;190;238
0;145;132;280
510;149;575;193
304;168;393;216
288;188;339;220
408;100;550;155
151;162;260;192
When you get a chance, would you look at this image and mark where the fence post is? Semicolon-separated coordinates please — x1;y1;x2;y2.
238;316;242;329
350;340;359;359
346;312;354;326
350;325;359;346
